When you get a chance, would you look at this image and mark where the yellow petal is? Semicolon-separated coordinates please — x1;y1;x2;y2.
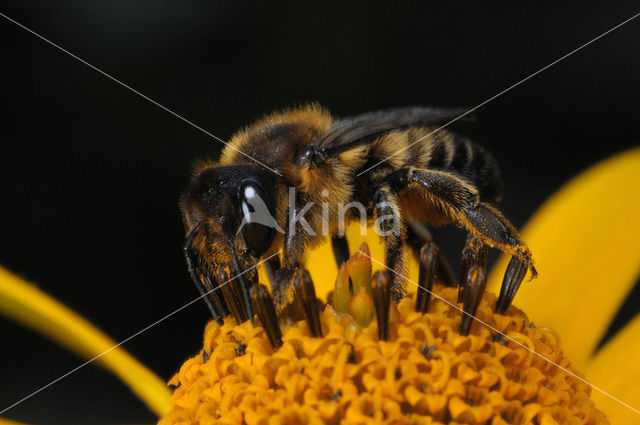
0;266;171;417
585;314;640;424
305;223;420;300
0;418;31;425
487;148;640;369
258;222;413;301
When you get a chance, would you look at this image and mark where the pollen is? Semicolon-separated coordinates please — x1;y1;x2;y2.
160;247;608;425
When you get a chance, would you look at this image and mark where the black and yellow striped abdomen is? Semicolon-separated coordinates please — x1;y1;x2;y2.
367;127;504;203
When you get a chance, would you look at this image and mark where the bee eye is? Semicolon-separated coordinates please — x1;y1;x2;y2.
238;182;276;257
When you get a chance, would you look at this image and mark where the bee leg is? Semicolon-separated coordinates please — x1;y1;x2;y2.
396;168;536;310
373;185;407;302
462;204;537;313
331;235;350;268
183;236;225;325
415;242;439;313
406;220;457;287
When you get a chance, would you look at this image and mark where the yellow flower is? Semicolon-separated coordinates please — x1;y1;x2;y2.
0;267;172;420
487;148;640;424
0;148;638;424
160;281;608;425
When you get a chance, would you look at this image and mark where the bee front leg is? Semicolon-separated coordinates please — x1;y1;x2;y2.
372;185;407;302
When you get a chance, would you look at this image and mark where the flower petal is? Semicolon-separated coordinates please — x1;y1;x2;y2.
487;148;640;370
258;223;390;300
0;266;172;417
0;418;31;425
304;223;420;300
585;314;640;425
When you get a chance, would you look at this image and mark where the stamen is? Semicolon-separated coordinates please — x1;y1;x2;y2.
459;265;487;335
347;242;373;296
372;270;391;340
350;287;375;328
227;237;254;324
494;256;528;314
231;272;251;323
217;268;246;324
293;269;323;337
183;227;225;324
415;242;439;313
333;263;351;314
245;266;260;321
250;284;283;350
201;274;229;321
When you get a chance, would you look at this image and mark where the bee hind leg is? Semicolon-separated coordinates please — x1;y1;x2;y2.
460;202;536;314
395;167;536;314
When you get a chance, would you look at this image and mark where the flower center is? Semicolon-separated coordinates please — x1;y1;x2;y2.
160;243;609;425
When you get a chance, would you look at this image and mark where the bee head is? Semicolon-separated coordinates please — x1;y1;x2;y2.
180;165;279;264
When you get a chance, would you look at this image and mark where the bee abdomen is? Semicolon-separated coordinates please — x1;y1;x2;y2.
414;130;503;202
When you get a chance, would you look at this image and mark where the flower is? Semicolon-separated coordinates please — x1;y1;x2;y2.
160;236;613;425
160;276;608;425
486;148;640;424
0;266;172;418
0;148;638;424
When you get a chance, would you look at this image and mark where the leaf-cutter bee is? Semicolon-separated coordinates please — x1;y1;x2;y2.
180;104;536;331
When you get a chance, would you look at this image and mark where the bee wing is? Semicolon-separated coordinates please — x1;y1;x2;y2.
318;106;473;156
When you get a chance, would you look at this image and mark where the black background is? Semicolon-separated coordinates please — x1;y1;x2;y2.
1;2;639;424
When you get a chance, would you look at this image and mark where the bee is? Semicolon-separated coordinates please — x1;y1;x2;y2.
180;104;536;328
